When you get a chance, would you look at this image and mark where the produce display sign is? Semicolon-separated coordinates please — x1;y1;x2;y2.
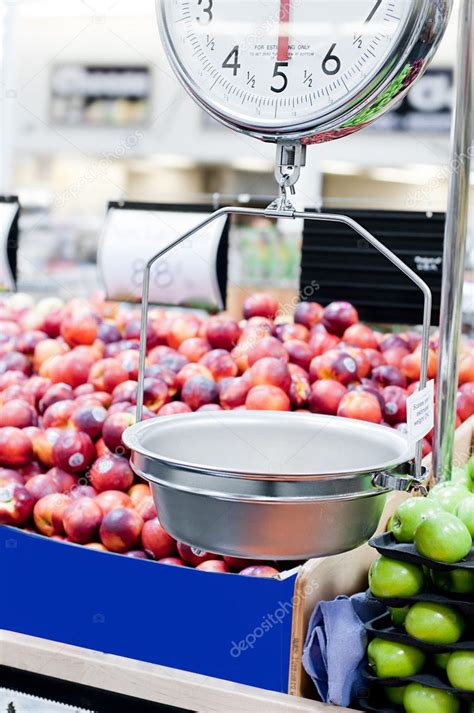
0;200;19;292
98;204;228;309
407;379;435;442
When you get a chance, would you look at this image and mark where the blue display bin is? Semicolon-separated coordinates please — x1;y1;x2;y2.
0;525;298;693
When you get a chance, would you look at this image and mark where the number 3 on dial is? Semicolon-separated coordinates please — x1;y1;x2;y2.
197;0;213;23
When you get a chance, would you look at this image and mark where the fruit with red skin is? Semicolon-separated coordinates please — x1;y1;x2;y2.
177;541;219;566
95;490;133;515
83;542;107;552
294;301;324;329
104;340;139;358
197;404;223;412
196;560;230;573
63;497;103;544
75;383;95;397
322;301;358;336
167;315;201;349
243;293;279;320
116;350;140;381
459;354;474;384
42;308;63;338
123;318;158;349
337;391;383;424
71;403;107;441
289;370;311;408
99;507;143;553
23;376;51;405
382;346;411;368
283;339;313;370
0;468;24;486
344;347;370;379
38;383;74;413
310;351;358;385
88;358;128;393
0;482;34;525
379;334;409;353
128;483;150;506
176;363;213;389
0;351;31;376
70;484;97;500
95;438;110;457
0;370;27;391
365;349;387;371
148;348;189;376
18;460;44;480
45;353;90;388
125;550;148;559
249;357;291;393
275;323;310;343
239;565;279;577
178;338;211;363
15;330;48;355
135;496;157;522
60;311;98;347
343;324;378;350
34;339;69;372
222;556;257;570
383;386;408;425
182;376;218;411
219;377;250;410
47;467;78;494
0;399;37;428
459;382;474;401
401;349;438;382
372;365;407;389
158;401;192;417
25;474;61;500
246;385;290;411
141;517;176;559
145;365;178;396
33;493;72;536
349;383;386;412
102;412;135;455
111;380;137;405
90;454;134;492
206;316;241;351
53;431;95;474
247;337;289;368
309;380;348;415
30;427;61;468
200;350;238;382
97;322;121;344
42;400;75;429
457;389;474;422
0;427;33;467
308;330;340;357
142;377;169;413
158;557;186;567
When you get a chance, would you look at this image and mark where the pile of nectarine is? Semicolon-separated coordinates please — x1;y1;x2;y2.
0;291;473;575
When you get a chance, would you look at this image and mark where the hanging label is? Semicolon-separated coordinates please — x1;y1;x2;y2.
0;201;18;292
407;379;435;441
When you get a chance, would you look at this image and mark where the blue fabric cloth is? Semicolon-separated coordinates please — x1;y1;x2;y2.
302;592;386;707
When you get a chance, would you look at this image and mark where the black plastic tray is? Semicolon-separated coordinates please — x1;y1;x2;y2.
366;612;474;654
369;532;474;571
364;669;474;702
366;588;474;616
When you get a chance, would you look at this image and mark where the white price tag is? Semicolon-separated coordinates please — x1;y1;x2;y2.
0;201;18;292
98;207;227;308
407;379;435;441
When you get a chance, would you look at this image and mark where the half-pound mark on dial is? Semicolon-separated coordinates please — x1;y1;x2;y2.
353;34;363;49
247;72;256;88
303;70;313;87
206;35;215;51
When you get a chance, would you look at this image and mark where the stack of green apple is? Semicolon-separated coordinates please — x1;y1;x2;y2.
365;486;474;712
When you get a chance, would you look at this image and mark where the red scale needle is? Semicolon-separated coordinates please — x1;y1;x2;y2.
277;0;291;62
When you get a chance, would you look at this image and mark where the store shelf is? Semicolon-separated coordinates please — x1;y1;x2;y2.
0;630;353;713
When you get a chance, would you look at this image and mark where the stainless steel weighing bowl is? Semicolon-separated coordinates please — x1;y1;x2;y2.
123;411;422;560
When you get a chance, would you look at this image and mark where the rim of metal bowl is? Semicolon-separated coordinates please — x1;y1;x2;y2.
123;411;415;482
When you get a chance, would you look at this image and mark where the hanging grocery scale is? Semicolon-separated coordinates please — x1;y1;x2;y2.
123;0;453;560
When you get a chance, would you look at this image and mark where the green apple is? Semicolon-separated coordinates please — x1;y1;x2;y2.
428;482;471;514
404;602;465;644
447;651;474;691
369;556;425;598
431;568;474;594
452;464;471;488
403;682;460;713
467;454;474;484
367;638;426;678
391;497;442;543
434;652;451;670
456;496;474;537
414;513;472;564
384;685;406;705
390;605;410;626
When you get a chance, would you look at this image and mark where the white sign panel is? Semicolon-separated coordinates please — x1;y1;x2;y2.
0;201;18;292
407;379;435;442
98;207;227;308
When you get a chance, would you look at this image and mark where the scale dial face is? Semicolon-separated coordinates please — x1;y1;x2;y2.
159;0;443;141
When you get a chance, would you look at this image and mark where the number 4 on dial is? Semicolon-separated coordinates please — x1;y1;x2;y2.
222;46;241;76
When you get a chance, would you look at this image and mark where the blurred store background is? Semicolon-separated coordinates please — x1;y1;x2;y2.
0;0;472;323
